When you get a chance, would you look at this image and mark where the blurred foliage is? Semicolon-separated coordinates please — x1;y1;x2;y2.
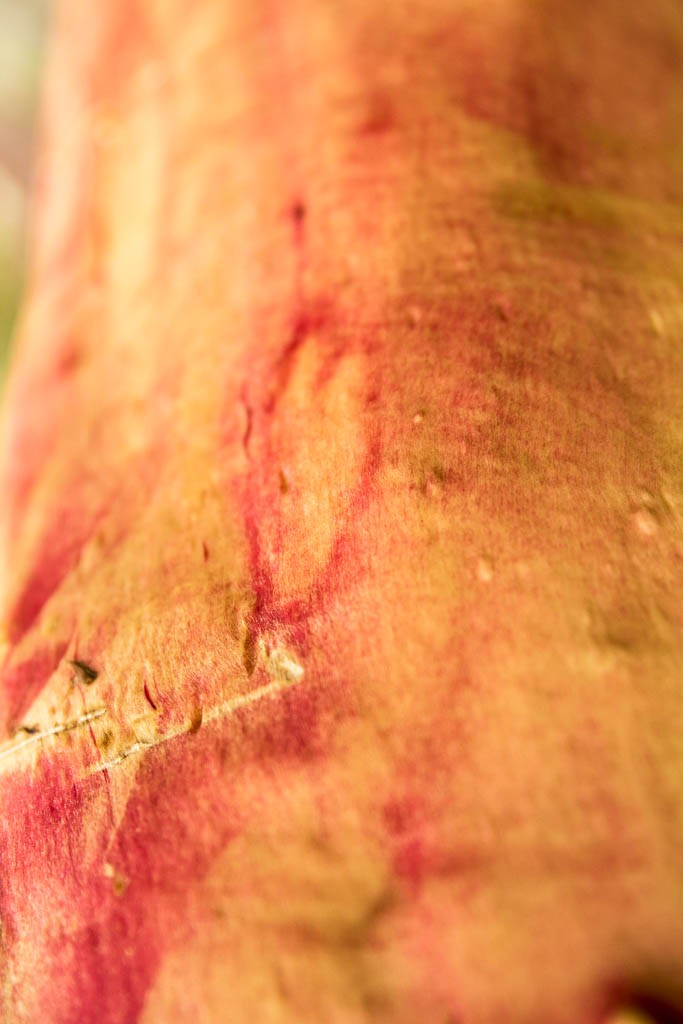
0;0;48;389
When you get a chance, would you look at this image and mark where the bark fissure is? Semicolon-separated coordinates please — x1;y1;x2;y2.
0;675;303;774
89;674;303;774
0;707;107;764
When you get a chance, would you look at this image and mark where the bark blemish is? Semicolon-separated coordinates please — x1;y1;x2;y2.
69;660;99;685
143;682;158;711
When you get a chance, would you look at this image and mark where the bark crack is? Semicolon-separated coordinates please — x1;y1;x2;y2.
0;708;108;764
89;675;301;774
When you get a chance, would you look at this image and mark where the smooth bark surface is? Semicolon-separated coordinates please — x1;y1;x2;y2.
2;1;683;1021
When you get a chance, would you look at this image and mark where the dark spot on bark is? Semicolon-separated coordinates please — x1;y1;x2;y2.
289;199;307;252
99;730;114;750
69;660;98;684
242;627;258;677
625;994;683;1024
358;93;394;135
143;682;158;711
13;723;40;736
241;388;254;453
113;877;127;896
290;200;306;225
56;342;82;378
606;973;683;1024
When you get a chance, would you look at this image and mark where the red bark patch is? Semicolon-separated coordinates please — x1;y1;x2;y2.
6;506;103;646
0;726;242;1024
1;640;69;733
393;837;428;891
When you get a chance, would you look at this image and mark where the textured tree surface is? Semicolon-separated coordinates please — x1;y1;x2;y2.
2;1;683;1022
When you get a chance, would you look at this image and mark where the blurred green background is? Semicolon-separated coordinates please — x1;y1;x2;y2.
0;0;47;389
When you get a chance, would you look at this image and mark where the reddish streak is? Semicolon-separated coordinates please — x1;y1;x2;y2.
1;641;69;732
7;503;103;646
394;837;427;892
261;303;329;416
0;724;241;1024
235;186;381;638
143;681;159;711
6;425;169;653
289;198;306;243
240;421;381;640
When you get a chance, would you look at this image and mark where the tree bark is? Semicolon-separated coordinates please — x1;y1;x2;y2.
2;1;683;1021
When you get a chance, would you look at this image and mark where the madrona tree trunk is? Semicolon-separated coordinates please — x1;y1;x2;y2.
2;1;683;1021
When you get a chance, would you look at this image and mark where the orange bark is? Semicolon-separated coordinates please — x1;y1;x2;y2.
2;2;683;1022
